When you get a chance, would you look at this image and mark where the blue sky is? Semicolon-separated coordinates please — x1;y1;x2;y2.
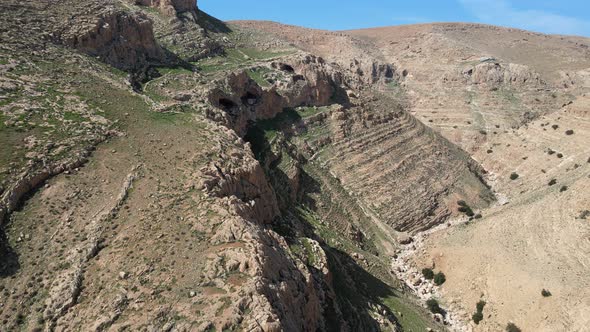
199;0;590;37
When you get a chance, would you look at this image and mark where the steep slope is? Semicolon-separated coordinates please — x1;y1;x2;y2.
231;20;590;332
2;2;588;332
0;1;460;331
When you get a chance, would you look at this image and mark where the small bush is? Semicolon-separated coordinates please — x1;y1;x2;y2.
552;124;559;130
560;186;568;192
422;268;434;280
426;298;444;315
472;312;484;324
548;179;557;186
547;149;556;155
506;323;522;332
434;272;446;285
457;201;474;216
474;213;482;219
565;130;574;135
541;289;552;297
458;206;474;216
510;172;519;180
556;153;563;158
476;300;486;312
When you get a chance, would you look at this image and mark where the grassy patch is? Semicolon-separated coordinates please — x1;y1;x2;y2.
196;47;294;75
157;66;194;76
238;48;293;60
296;106;328;118
63;111;85;122
246;67;272;87
383;296;434;332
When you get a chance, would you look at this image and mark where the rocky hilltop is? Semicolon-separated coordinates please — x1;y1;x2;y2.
0;1;588;332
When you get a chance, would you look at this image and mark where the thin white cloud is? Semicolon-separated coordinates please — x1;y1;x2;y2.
459;0;590;36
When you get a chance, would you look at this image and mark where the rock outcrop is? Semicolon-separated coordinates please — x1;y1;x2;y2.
463;62;544;86
55;9;165;71
349;59;397;84
207;55;348;136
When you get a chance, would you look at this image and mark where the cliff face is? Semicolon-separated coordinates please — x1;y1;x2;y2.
206;55;348;136
55;9;165;71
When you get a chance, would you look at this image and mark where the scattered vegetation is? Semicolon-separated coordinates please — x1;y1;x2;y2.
422;268;434;280
506;322;522;332
246;67;272;87
556;153;563;159
565;129;574;135
510;172;519;180
433;272;446;286
560;186;568;193
472;312;484;324
426;298;444;315
548;179;557;186
578;210;590;220
472;300;486;325
457;200;474;217
552;124;559;130
541;289;552;297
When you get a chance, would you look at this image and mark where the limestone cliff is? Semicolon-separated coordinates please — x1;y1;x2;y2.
206;55;348;136
54;8;165;71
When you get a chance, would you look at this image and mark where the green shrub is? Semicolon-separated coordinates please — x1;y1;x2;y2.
474;213;482;219
458;206;474;216
565;130;574;135
560;186;568;193
472;312;483;324
476;300;486;312
556;153;563;158
422;268;434;280
548;179;557;186
434;272;446;285
541;289;552;297
510;173;519;180
426;298;444;315
506;323;522;332
457;201;474;217
552;124;559;130
472;300;486;324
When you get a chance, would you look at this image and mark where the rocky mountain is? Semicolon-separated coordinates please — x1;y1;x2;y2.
0;1;588;332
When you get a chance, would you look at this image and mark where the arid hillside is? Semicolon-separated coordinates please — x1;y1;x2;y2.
0;1;588;332
233;20;590;332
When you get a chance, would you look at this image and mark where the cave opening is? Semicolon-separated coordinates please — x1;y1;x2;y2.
241;92;259;106
292;75;305;83
280;64;295;73
219;98;237;110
